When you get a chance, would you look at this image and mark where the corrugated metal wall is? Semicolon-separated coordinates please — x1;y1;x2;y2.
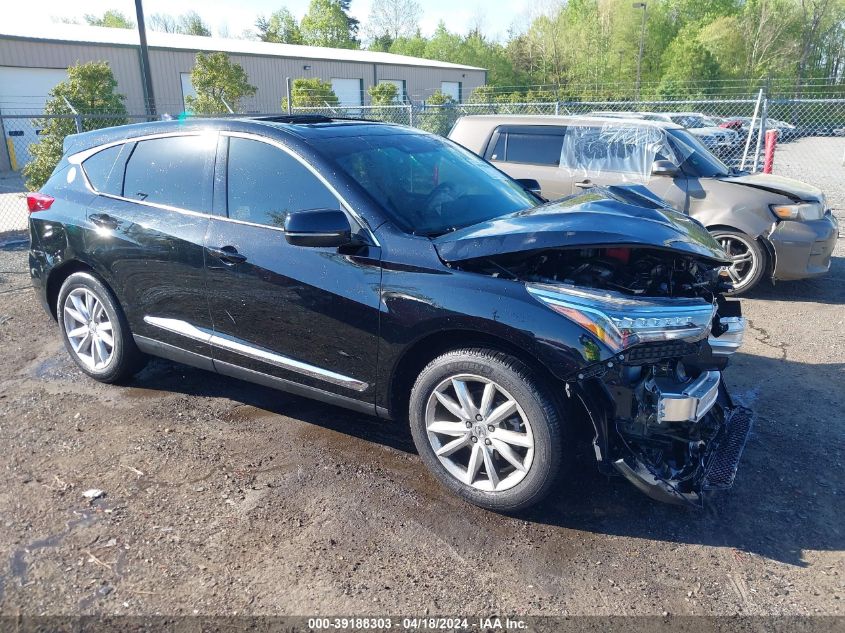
0;37;486;113
0;39;145;110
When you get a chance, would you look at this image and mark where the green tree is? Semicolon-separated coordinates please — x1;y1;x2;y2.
339;0;360;44
178;11;211;37
368;82;398;105
388;30;428;57
368;34;394;51
418;90;457;136
366;83;399;121
185;52;256;114
468;85;498;103
283;78;340;108
83;10;134;28
255;8;303;43
300;0;359;48
24;62;127;190
656;28;723;98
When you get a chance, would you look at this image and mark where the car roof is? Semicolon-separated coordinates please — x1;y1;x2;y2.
455;114;682;130
63;115;417;156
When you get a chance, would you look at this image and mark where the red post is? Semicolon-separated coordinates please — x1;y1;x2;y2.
763;129;778;174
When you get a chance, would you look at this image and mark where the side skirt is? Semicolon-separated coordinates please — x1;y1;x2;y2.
133;335;378;418
214;359;378;417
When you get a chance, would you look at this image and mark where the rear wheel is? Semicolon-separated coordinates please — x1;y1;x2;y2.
711;229;767;295
57;272;146;383
409;348;565;512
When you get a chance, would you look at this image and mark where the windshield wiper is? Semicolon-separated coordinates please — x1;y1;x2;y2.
423;226;460;238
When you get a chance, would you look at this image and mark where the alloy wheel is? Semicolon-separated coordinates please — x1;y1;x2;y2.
62;288;115;370
424;374;535;492
718;235;758;292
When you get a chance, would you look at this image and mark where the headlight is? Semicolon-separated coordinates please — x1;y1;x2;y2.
770;202;823;221
526;283;716;353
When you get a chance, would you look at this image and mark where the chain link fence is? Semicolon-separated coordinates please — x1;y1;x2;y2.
2;96;844;239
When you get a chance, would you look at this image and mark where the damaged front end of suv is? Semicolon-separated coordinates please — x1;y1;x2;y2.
435;186;753;506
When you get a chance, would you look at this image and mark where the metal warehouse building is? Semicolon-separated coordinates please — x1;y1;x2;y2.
0;24;486;170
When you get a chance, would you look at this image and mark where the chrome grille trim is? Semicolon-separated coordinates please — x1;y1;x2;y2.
709;317;746;357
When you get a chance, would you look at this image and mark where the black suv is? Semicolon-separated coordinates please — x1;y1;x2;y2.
29;116;752;511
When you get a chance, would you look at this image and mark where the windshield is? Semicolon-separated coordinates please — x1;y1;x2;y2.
666;128;731;177
318;132;539;236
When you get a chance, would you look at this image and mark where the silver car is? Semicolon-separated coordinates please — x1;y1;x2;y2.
449;115;838;294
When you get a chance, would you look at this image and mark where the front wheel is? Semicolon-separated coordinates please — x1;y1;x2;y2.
711;229;767;295
409;349;565;512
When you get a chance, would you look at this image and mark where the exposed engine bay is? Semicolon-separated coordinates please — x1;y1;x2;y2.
466;246;729;300
457;245;752;506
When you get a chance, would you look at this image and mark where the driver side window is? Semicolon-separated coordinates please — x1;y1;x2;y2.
226;137;340;228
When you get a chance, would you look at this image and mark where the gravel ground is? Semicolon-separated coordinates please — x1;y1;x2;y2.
0;160;843;619
777;136;845;210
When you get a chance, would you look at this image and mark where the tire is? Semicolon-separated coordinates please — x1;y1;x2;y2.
408;348;565;513
57;271;146;383
710;229;767;295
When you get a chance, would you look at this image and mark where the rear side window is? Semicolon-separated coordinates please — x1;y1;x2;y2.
81;144;132;195
488;133;506;161
488;126;567;166
226;137;339;228
123;135;215;211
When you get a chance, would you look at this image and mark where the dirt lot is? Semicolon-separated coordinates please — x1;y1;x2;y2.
0;211;843;619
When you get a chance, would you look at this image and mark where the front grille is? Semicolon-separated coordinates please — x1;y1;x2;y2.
703;406;754;490
623;340;701;365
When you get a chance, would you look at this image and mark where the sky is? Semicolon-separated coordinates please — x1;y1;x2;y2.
12;0;540;43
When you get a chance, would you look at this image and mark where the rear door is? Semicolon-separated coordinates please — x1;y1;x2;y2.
203;133;381;404
484;125;572;199
81;132;217;359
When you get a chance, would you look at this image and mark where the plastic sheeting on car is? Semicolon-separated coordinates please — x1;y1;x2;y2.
560;123;684;184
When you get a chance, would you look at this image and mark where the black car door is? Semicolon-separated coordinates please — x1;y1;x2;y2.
82;132;217;360
203;133;382;407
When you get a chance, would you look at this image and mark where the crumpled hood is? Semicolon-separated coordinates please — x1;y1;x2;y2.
433;197;730;265
721;173;825;204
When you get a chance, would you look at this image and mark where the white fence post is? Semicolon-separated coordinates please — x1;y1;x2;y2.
740;89;763;171
752;95;769;173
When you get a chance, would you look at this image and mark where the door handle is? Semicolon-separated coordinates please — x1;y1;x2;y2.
574;179;593;189
207;245;247;265
89;213;119;229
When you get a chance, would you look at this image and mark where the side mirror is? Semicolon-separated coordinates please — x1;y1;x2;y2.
284;209;354;248
515;178;543;196
651;160;679;176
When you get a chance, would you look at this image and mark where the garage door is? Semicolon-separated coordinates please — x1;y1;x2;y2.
331;78;363;108
441;81;461;102
0;67;68;170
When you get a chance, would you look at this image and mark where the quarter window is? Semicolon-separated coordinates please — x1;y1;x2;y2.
122;135;215;211
81;143;132;195
226;137;340;228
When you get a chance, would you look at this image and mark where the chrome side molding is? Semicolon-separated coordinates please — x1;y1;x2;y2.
143;316;369;392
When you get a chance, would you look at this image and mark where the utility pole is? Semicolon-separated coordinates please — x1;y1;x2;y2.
134;0;157;117
633;2;647;101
